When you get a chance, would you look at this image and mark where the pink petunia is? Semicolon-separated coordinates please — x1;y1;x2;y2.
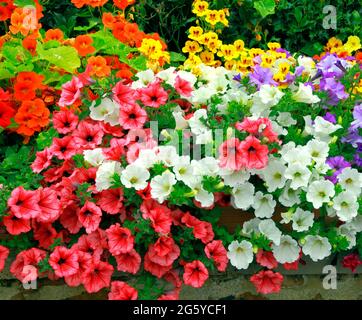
97;188;124;215
73;121;104;148
119;103;148;130
52;109;79;134
82;258;114;293
3;212;31;235
37;188;61;223
50;136;79;160
174;75;193;97
218;138;244;171
147;236;180;267
112;81;135;107
139;81;168;108
59;77;83;107
204;240;229;272
0;245;9;272
31;148;52;173
115;249;141;274
237;136;269;170
256;249;278;269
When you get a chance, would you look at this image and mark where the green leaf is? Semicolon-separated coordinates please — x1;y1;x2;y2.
170;51;186;63
74;19;100;32
14;0;35;7
253;0;276;18
36;127;59;150
36;44;81;73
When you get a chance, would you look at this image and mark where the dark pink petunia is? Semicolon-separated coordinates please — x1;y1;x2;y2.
50;136;79;160
59;77;83;107
0;245;9;272
82;258;114;293
31;148;52;173
3;212;31;235
256;249;278;270
52;109;79;134
250;270;284;294
174;75;193;97
64;251;92;287
78;201;102;234
139;80;168;108
59;203;82;234
73;121;104;148
97;188;124;215
112;81;135;107
119;103;148;130
115;249;141;274
204;240;229;272
37;188;60;223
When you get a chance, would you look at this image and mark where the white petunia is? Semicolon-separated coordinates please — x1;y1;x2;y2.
338;225;356;250
292;83;320;104
297;56;316;76
306;180;335;209
313;116;342;142
150;171;177;203
259;84;284;106
132;69;155;89
173;156;195;185
241;218;261;237
291;208;314;232
279;181;301;207
272;235;300;264
95;161;122;191
231;182;255;210
191;157;220;177
333;191;359;222
90;98;119;125
285;163;311;190
302;235;331;262
252;192;276;219
156;67;176;85
282;146;311;167
259;219;282;245
219;168;250;188
260;159;287;192
83;148;105;167
133;148;158;169
191;86;216;104
173;110;189;130
337;167;362;196
156;146;179;167
121;164;150;190
306;139;329;164
276;112;297;127
227;240;254;270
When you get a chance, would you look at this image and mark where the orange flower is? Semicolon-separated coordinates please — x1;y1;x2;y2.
9;7;39;36
74;35;95;57
17;72;45;89
356;52;362;63
15;99;50;138
113;0;135;10
102;12;115;29
45;29;64;42
71;0;87;8
14;81;36;101
88;0;108;7
23;34;38;55
87;56;111;77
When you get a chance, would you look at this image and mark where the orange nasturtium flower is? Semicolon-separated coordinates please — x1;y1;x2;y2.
113;0;136;10
9;7;39;36
15;99;50;140
87;56;111;77
102;12;116;29
74;35;96;57
23;34;38;55
44;29;64;42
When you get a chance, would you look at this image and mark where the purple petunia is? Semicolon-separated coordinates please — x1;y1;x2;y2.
326;156;351;184
351;104;362;130
249;65;278;89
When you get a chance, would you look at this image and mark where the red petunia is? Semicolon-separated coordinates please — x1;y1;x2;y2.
106;223;134;255
73;234;103;261
183;260;209;288
139;81;168;108
64;251;92;287
182;213;214;244
82;258;114;293
144;252;172;278
49;246;79;278
3;212;31;235
250;270;283;294
108;281;138;300
148;206;173;234
204;240;229;272
342;254;361;273
7;186;40;219
33;222;58;249
50;136;79;160
97;188;124;215
115;249;141;274
78;201;103;234
147;236;180;267
59;203;82;234
0;245;9;272
31;148;52;173
256;249;278;270
52;109;79;134
37;188;60;223
119;103;148;130
237;136;269;170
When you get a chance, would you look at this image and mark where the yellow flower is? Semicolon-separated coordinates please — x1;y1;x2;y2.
267;42;281;51
260;53;276;68
273;71;286;82
184;53;202;69
277;61;291;75
206;38;222;53
188;26;204;41
205;10;220;26
249;48;264;58
139;39;163;60
217;9;228;26
325;37;343;52
224;59;237;70
182;40;202;54
200;50;215;65
199;31;218;46
192;0;209;17
344;36;361;53
275;51;287;59
234;39;245;52
217;44;238;60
